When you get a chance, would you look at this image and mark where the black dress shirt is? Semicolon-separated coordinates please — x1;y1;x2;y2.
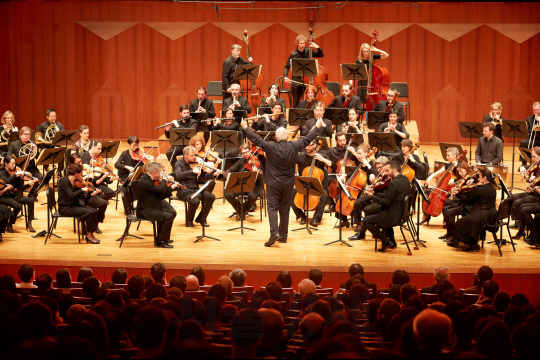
115;150;138;182
0;169;31;197
475;136;503;165
396;152;428;180
322;146;360;173
283;48;324;78
301;118;333;137
251;116;287;132
370;174;411;228
329;95;363;114
57;176;87;208
377;122;409;149
37;121;65;135
223;96;252;114
222;55;250;90
165;117;198;139
136;174;175;222
174;158;200;192
189;98;216;119
373;101;405;124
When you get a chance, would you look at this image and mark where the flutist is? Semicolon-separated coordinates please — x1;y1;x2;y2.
251;102;286;131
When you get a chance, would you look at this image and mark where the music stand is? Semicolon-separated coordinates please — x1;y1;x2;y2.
211;130;241;201
366;111;389;130
256;131;276;142
518;147;532;164
100;141;121;163
36;147;65;187
31;168;57;238
225;172;257;234
458;121;483;161
169;128;196;162
51;130;78;149
324;108;348;129
191;112;210;132
288;108;315;133
193;180;220;243
340;64;368;97
324;175;352;247
233;64;262;90
221;110;248;124
292;176;325;235
503;120;528;190
345;133;365;147
411;178;427;249
368;133;397;155
291;58;318;82
257;107;272;116
439;143;468;162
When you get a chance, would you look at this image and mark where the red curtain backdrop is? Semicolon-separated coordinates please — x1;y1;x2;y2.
1;1;539;143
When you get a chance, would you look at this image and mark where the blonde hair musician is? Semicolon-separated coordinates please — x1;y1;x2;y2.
0;111;18;154
482;102;504;141
354;43;389;104
71;125;91;154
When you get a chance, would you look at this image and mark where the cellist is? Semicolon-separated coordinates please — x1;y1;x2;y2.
291;139;331;227
397;139;428;180
354;43;389;105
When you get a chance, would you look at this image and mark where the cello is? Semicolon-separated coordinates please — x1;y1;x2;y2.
422;151;467;217
365;30;390;112
293;141;325;211
301;28;334;107
240;30;264;116
328;137;356;199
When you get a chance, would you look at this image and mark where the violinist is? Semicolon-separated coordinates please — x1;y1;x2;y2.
283;34;324;107
354;43;389;104
0;155;39;233
377;109;408;153
223;83;252;113
209;108;242;159
190;134;221;193
397;139;428;180
7;126;43;199
260;83;287;111
296;86;318;110
329;83;362;114
115;136;148;183
174;146;216;228
475;123;503;165
447;169;498;252
189;86;216;118
164;104;198;170
71;125;91;154
85;140;117;200
291;139;331;227
222;44;252;101
482;102;504;141
519;102;540;165
58;164;101;244
0;111;18;154
373;89;404;124
137;162;179;248
224;144;265;220
301;102;333;138
36;108;65;148
341;108;364;134
251;102;287;132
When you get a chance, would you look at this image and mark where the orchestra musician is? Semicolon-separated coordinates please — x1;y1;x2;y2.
223;83;252;114
222;44;253;101
224;144;265;220
301;102;333;138
115;135;151;183
0;111;18;155
447;169;498;252
0;155;39;233
190;134;221;193
7;126;44;199
189;86;216;119
83;141;117;202
291;139;331;227
373;89;405;124
137;161;179;248
240;119;322;247
71;125;91;155
174;146;216;228
260;83;287;111
251;102;287;132
37;108;65;148
0;204;14;241
397;139;428;180
283;34;324;107
519;102;540;165
377;109;409;154
209;108;242;159
164;104;198;170
58;164;101;244
361;161;410;252
296;86;318;110
329;83;362;114
475;122;503;165
482;102;504;141
341;108;364;134
354;43;389;104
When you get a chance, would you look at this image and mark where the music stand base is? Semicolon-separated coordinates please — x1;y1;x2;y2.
227;226;255;232
115;233;144;241
324;239;352;247
194;235;221;243
292;225;318;235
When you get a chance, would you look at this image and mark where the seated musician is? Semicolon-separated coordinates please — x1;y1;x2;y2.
209;108;242;159
519;102;540;165
0;203;13;241
291;139;331;227
223;83;252;114
115;136;152;184
224;144;265;220
1;111;18;155
7;126;44;199
329;83;362;114
447;169;498;252
164;104;198;170
377;109;408;155
373;89;405;124
296;85;317;110
349;156;389;240
482;102;504;142
475;123;503;165
82;141;117;201
252;102;287;132
300;101;333;138
419;146;460;225
36;108;65;148
341;108;364;134
222;44;252;101
175;146;216;227
71;125;91;155
58;164;101;244
190;134;221;193
361;161;411;252
260;83;287;111
0;155;39;233
397;139;427;180
189;86;216;118
355;43;389;104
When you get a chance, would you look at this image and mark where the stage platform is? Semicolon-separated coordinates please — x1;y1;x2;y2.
1;142;540;303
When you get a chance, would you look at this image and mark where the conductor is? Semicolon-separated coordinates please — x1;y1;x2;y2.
241;118;322;247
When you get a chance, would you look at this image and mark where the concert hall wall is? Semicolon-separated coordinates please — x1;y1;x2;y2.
1;1;539;143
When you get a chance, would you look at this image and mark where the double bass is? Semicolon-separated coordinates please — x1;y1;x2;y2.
302;28;334;107
240;30;264;116
293;141;325;211
365;30;390;112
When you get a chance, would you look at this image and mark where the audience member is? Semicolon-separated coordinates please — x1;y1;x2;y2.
308;268;323;288
190;266;206;286
511;322;540;359
169;275;187;293
127;275;145;299
298;279;316;297
265;281;283;302
299;312;325;344
150;262;167;285
504;305;526;331
133;306;168;358
91;287;108;305
276;270;292;288
146;283;166;302
391;269;410;286
510;293;530;307
389;284;402;303
76;266;94;283
257;308;286;357
378;298;401;341
340;263;365;289
421;266;451;294
218;275;241;302
413;309;452;357
143;275;153;289
82;276;100;297
446;310;474;353
464;265;493;294
112;269;128;284
101;281;116;290
476;319;512;358
208;283;227;303
400;283;418;304
477;280;499;305
493;290;511;312
55;268;72;289
436;281;456;302
231;308;263;359
35;273;53;293
185;275;199;291
17;264;36;288
229;269;247;287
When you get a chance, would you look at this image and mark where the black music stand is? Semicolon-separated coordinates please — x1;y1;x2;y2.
518;147;532;165
221;109;248;125
458;121;483;161
486;174;513;246
368;133;397;156
51;130;78;149
411;177;428;249
324;175;352;247
257;107;272;115
193;180;220;243
324;108;348;130
233;64;262;90
31;168;57;238
100;141;121;163
288;108;315;133
36;147;65;186
291;58;318;83
503;119;528;190
366;111;389;130
345;133;365;147
225;172;257;234
340;64;368;97
191;112;210;132
211;130;241;201
439;143;468;162
292;176;325;235
256;131;276;142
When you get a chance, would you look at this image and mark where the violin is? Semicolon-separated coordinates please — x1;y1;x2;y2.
250;145;265;156
72;173;102;194
131;147;153;163
153;173;186;189
90;155;118;180
9;166;35;181
244;155;261;173
197;147;221;164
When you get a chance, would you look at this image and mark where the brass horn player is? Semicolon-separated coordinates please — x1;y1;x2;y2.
71;125;91;155
0;110;19;153
482;102;504;142
36;108;65;148
7;126;44;199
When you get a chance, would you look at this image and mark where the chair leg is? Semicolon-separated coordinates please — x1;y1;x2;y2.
400;227;413;256
44;218;58;245
507;224;516;252
375;237;377;253
119;219;132;248
184;202;188;227
492;232;503;257
73;217;76;233
136;222;141;231
153;222;158;246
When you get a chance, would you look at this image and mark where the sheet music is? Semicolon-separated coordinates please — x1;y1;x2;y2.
191;180;212;199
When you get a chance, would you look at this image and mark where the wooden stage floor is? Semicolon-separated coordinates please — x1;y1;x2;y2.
1;142;539;278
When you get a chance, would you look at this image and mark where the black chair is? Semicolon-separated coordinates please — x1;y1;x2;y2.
483;198;515;257
275;76;293;108
208;81;223;105
390;82;410;123
44;188;83;245
326;81;340;97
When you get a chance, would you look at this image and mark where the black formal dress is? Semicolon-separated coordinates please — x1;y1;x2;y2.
329;95;363;114
283;47;324;107
115;150;139;183
165;118;198;169
80;156;115;221
244;126;318;240
482;114;504;142
355;55;381;103
223;96;252;114
301;118;333;138
442;192;472;240
373;101;405;124
189;98;216;119
251;116;287;132
222;55;250;100
57;176;98;233
0;169;35;225
7;140;44;198
136;173;177;244
224;157;264;215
